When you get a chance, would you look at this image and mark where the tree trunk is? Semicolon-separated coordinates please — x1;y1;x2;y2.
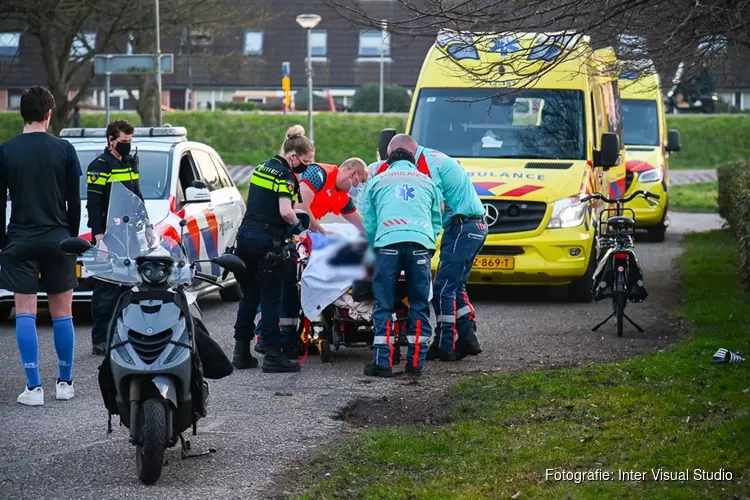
135;74;159;126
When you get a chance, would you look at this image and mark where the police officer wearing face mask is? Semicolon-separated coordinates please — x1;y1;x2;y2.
86;119;150;355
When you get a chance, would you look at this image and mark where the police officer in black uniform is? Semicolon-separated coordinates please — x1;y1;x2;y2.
87;119;152;355
231;125;314;373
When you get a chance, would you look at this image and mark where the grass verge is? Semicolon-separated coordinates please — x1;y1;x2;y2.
669;181;718;213
294;230;749;499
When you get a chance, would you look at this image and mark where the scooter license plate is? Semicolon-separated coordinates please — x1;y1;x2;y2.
473;256;514;270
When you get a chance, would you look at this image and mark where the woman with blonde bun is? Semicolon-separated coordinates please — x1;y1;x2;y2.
231;125;315;373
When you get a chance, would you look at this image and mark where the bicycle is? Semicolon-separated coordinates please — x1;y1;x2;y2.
581;189;661;337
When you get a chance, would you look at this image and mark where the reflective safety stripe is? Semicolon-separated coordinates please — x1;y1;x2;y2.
88;172;109;186
437;314;456;323
406;334;429;344
373;335;395;345
457;306;472;318
107;171;139;182
279;318;299;326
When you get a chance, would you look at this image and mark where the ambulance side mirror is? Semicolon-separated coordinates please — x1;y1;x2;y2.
597;132;622;170
666;129;681;152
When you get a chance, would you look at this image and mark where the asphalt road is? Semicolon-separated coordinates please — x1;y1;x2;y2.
0;211;724;499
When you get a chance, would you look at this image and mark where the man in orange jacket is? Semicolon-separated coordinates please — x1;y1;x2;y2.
296;158;367;234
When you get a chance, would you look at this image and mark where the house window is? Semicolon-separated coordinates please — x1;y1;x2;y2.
698;36;727;56
71;32;96;60
0;32;20;58
8;89;23;109
358;30;390;58
310;30;327;57
244;30;263;55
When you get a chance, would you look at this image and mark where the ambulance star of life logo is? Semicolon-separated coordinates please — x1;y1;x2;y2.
489;36;522;56
396;183;415;201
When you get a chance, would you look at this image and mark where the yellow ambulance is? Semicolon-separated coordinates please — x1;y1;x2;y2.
384;31;628;301
619;65;682;242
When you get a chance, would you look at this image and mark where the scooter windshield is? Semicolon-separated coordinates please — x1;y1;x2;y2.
81;181;192;287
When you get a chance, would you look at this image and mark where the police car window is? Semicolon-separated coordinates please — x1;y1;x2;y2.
210;153;233;188
76;150;170;200
191;150;221;191
410;88;586;160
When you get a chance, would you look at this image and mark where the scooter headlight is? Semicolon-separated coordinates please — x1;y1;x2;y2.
637;167;663;184
138;260;171;285
547;196;587;229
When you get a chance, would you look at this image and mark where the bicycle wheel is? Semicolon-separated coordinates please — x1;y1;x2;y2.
615;292;626;337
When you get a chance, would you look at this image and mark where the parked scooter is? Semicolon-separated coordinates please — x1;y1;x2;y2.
61;181;245;485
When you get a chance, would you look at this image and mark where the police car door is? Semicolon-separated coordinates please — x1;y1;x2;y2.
174;150;219;276
190;148;241;277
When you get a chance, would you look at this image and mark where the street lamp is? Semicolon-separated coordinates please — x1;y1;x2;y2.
155;0;163;126
296;13;321;143
379;19;387;115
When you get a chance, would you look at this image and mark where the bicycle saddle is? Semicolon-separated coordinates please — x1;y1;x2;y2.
607;216;635;231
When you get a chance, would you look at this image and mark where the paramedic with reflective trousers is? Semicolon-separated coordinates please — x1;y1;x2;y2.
231;125;312;373
385;134;487;362
86;119;152;356
359;147;443;378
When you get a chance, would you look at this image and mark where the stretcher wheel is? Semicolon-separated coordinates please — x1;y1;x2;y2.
319;339;332;363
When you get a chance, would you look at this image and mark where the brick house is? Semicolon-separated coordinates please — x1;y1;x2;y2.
1;1;748;111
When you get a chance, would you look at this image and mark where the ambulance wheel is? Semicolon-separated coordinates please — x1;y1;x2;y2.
319;339;332;363
219;283;243;302
647;214;667;243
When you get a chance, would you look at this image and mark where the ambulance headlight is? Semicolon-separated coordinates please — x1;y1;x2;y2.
547;196;587;229
637;167;663;184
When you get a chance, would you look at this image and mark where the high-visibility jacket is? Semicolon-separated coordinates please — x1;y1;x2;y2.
301;163;353;220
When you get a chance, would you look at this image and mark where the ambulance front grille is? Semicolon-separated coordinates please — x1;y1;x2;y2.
482;200;547;234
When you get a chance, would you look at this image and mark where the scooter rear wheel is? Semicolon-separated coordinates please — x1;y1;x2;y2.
136;398;167;485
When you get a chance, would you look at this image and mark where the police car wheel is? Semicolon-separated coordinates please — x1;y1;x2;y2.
219;283;243;302
0;303;12;322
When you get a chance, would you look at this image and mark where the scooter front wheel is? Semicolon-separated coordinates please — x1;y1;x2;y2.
136;398;167;485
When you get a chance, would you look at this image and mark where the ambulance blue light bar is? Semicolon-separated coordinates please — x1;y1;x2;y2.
60;126;188;138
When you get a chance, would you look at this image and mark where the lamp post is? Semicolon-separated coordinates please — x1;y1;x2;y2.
296;14;321;143
379;19;387;115
155;0;163;126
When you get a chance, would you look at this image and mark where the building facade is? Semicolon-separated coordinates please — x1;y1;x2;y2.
1;1;749;111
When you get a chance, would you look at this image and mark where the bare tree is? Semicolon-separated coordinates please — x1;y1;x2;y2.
0;0;272;132
325;0;750;94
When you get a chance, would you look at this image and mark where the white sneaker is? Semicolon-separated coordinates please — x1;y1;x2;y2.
17;386;44;406
56;381;75;400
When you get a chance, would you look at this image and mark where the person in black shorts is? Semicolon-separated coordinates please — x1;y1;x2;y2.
0;86;82;406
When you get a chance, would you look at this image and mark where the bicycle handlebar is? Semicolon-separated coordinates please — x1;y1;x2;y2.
581;190;660;205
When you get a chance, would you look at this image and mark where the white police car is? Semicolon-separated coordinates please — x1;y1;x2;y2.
0;126;246;321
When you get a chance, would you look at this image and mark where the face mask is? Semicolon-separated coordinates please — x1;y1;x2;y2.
114;141;131;158
292;163;308;174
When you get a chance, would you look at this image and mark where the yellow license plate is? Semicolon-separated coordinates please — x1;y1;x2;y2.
473;256;515;270
76;263;82;278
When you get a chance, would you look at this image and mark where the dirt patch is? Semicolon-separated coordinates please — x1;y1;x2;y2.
333;384;454;428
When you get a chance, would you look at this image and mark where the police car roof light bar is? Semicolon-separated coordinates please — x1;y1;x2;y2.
59;126;188;138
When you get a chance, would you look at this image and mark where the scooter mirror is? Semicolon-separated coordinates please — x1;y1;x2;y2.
212;253;246;275
60;237;93;255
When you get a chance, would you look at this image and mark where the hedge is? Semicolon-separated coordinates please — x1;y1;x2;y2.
0;111;406;166
0;111;748;169
717;160;750;292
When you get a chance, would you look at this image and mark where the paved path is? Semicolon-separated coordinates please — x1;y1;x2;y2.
227;165;717;186
0;211;724;499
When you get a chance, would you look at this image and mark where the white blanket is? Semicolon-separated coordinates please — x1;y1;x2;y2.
300;224;368;320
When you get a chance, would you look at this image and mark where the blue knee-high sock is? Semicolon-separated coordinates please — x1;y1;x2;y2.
16;313;41;389
52;316;75;383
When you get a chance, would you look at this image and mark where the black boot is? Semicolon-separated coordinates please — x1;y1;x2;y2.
425;343;457;362
262;348;301;373
456;331;482;356
404;363;423;378
364;364;393;377
233;341;259;369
